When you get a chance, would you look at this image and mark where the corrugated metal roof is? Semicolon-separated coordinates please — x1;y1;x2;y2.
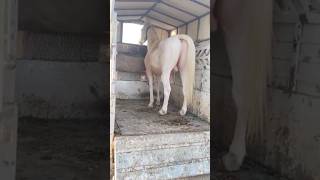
115;0;210;30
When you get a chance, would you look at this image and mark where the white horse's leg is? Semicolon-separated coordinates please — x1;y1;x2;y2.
156;76;161;106
159;72;171;115
146;69;154;107
222;106;247;171
179;70;188;116
222;31;249;171
178;43;188;116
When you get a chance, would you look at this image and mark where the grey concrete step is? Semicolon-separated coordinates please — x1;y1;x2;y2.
116;53;145;73
117;43;147;56
114;100;210;180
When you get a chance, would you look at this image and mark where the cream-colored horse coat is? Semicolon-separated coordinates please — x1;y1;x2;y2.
140;23;195;116
213;0;273;171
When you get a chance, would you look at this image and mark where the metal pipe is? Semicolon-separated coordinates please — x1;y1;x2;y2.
159;0;197;17
190;0;210;9
178;12;209;28
146;15;177;29
139;0;160;21
151;9;185;23
196;18;200;41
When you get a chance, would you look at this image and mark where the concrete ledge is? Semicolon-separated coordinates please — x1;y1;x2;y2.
114;100;210;179
116;54;145;73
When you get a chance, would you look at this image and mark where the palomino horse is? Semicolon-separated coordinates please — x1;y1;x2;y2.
139;21;195;116
212;0;273;171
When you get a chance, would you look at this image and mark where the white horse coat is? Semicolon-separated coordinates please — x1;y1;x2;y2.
140;22;195;116
213;0;273;171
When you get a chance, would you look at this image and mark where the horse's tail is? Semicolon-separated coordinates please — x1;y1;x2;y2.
177;34;196;105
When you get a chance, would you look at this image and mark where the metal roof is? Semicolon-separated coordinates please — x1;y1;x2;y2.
115;0;210;30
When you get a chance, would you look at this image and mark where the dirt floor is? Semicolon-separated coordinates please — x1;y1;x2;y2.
115;99;210;136
16;117;107;180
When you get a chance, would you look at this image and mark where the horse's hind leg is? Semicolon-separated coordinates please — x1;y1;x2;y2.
156;76;161;106
179;70;188;116
178;47;188;116
146;69;154;107
222;28;249;172
159;72;171;115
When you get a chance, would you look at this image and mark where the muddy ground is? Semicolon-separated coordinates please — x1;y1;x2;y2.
16;117;108;180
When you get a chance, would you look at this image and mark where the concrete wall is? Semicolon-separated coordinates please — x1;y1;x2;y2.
16;31;107;119
213;3;320;179
18;0;107;34
115;43;150;100
0;0;18;179
17;31;104;62
16;60;107;119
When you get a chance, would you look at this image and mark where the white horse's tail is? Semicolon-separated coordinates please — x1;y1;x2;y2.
177;34;196;105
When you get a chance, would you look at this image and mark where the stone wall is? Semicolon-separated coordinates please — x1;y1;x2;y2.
0;0;18;179
115;43;149;99
16;31;107;119
213;2;320;179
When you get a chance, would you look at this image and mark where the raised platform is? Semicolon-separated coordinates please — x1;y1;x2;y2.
114;99;210;179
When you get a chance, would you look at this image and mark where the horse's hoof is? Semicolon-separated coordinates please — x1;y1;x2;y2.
213;157;227;172
156;101;161;106
179;109;187;116
158;109;167;115
148;103;153;108
222;152;242;171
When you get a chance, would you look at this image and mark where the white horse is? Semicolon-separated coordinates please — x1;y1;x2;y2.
213;0;273;171
139;21;196;116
